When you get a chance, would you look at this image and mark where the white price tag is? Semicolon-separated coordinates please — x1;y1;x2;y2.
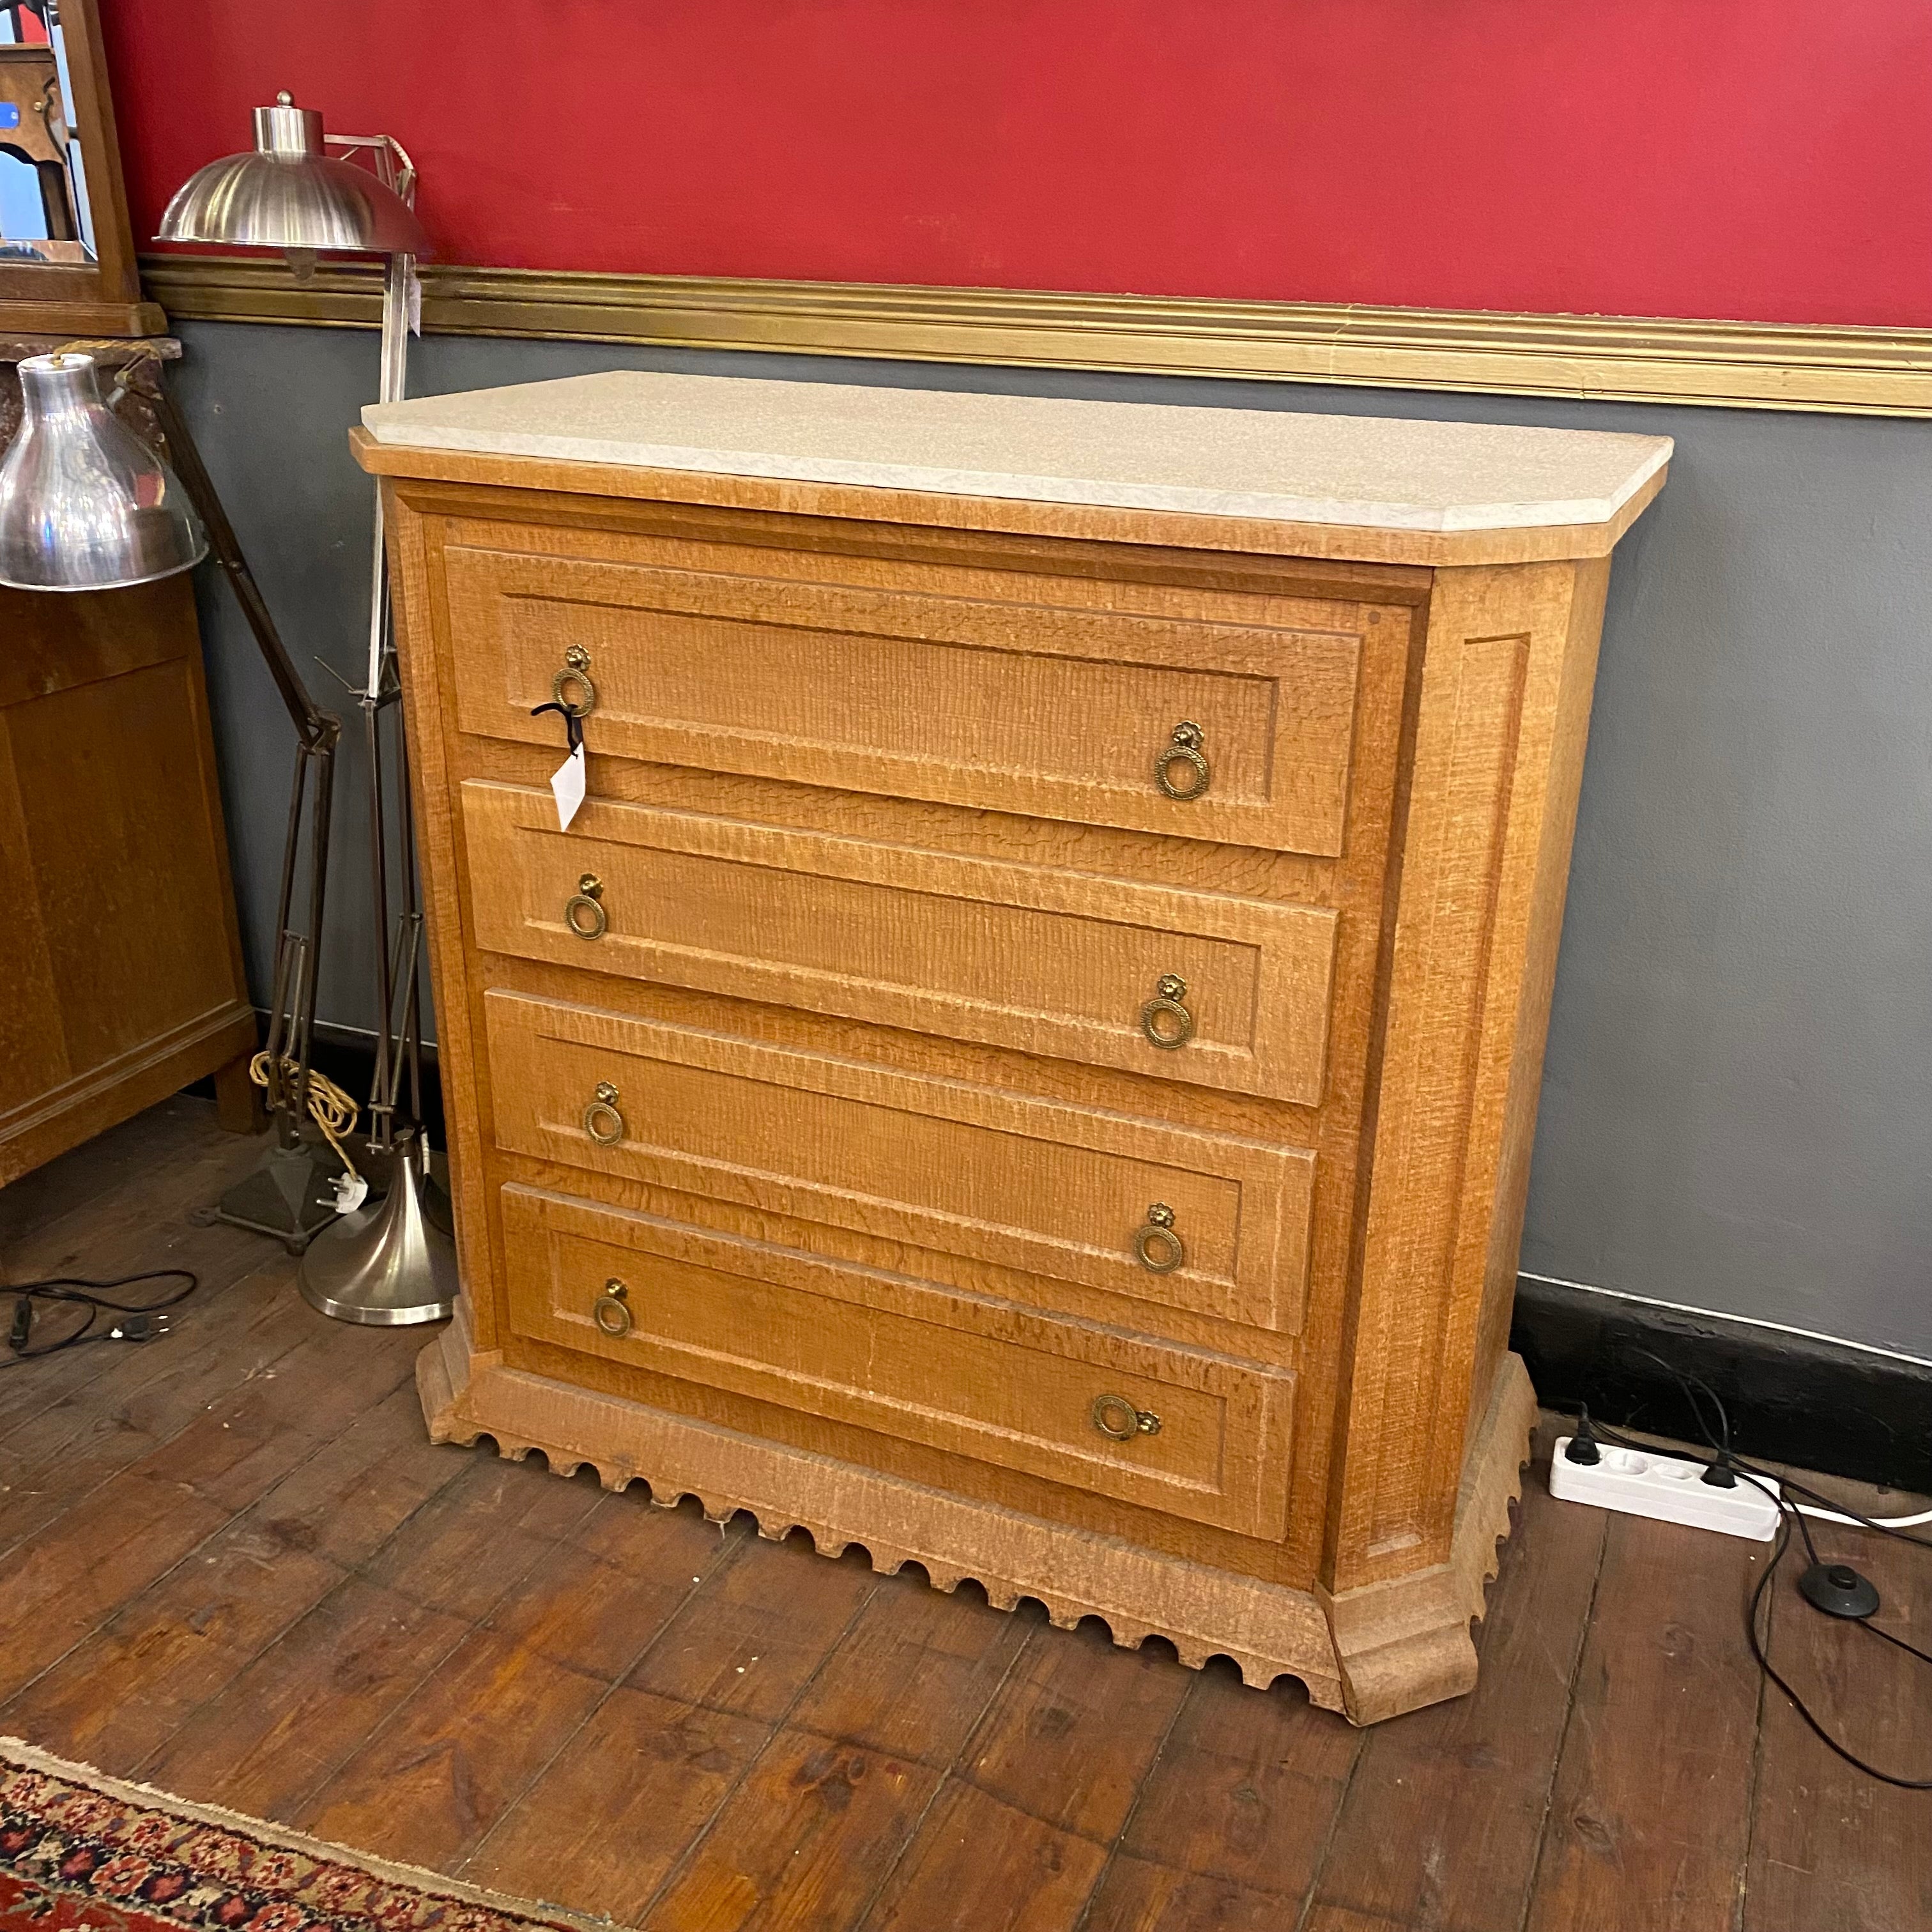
406;261;423;337
551;743;586;831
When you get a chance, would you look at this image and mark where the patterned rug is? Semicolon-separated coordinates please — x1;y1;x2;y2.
0;1740;601;1932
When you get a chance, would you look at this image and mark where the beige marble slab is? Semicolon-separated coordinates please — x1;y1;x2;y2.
362;371;1671;534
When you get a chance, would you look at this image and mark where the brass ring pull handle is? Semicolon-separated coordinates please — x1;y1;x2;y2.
593;1277;632;1338
583;1080;625;1146
1091;1392;1163;1441
1154;721;1210;801
551;643;597;719
1133;1203;1185;1274
564;872;606;940
1140;974;1194;1050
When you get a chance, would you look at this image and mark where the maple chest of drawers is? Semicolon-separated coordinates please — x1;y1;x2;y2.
354;372;1668;1722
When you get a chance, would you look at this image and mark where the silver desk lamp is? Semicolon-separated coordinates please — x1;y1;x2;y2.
158;94;454;1326
0;348;346;1253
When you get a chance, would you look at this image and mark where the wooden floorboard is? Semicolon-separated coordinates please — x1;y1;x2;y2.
0;1258;342;1562
0;1303;424;1710
621;1564;1034;1932
299;1491;747;1869
856;1614;1193;1932
1;1095;1926;1932
0;1099;272;1444
1081;1662;1361;1932
0;1378;459;1770
0;1093;217;1251
1521;1511;1769;1932
1301;1420;1607;1932
139;1453;610;1821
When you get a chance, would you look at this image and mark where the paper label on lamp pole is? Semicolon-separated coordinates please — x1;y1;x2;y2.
551;744;586;831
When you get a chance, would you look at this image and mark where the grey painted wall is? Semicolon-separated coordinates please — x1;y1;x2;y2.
169;321;1932;1358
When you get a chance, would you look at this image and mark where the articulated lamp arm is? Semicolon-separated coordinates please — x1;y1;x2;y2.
131;369;344;1209
144;383;336;756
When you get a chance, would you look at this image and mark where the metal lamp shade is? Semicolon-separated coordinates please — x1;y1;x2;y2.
157;96;429;254
0;355;208;592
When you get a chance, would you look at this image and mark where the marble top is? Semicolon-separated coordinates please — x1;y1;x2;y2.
361;371;1671;533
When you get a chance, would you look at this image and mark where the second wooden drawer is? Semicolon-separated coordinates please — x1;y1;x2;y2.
484;988;1317;1333
463;780;1340;1105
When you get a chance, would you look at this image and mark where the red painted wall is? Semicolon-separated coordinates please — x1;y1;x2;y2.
107;1;1932;327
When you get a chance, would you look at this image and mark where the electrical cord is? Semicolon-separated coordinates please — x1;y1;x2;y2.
1576;1367;1932;1788
1;1269;197;1369
1744;1502;1932;1788
1749;1466;1932;1550
1796;1495;1932;1531
248;1051;360;1183
1858;1617;1932;1671
1627;1348;1932;1530
1624;1353;1932;1547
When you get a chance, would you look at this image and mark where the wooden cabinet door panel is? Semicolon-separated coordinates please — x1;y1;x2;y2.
463;781;1338;1103
484;988;1316;1332
5;657;238;1073
501;1182;1296;1539
0;571;253;1176
443;540;1365;856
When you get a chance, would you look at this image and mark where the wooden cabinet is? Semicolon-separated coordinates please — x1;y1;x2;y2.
0;570;256;1184
356;371;1668;1722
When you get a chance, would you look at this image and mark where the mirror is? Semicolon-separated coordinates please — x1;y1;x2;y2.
0;0;155;336
0;2;98;264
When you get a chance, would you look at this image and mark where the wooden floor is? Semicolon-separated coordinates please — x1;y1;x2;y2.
3;1096;1928;1932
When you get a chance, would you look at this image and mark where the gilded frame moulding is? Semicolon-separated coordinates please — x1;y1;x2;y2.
142;252;1932;418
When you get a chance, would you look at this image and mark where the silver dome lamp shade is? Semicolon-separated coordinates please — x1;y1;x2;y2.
0;351;208;591
156;94;429;257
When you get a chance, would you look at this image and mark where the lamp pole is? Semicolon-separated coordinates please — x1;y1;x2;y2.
300;227;456;1328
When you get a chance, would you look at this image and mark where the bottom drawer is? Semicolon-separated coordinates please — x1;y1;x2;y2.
501;1183;1295;1541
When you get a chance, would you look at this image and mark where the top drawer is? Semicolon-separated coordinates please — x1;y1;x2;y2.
441;537;1368;857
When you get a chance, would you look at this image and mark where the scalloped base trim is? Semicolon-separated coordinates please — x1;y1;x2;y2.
416;1308;1535;1723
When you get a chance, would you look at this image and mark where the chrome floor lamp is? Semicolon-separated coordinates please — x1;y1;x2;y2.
155;93;455;1326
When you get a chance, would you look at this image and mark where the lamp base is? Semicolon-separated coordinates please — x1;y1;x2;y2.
212;1135;346;1254
297;1128;456;1326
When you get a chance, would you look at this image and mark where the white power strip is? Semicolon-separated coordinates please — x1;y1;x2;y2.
1549;1438;1782;1541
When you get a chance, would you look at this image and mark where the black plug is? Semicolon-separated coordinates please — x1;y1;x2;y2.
6;1295;30;1354
108;1313;171;1343
1564;1406;1602;1466
1700;1457;1738;1489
